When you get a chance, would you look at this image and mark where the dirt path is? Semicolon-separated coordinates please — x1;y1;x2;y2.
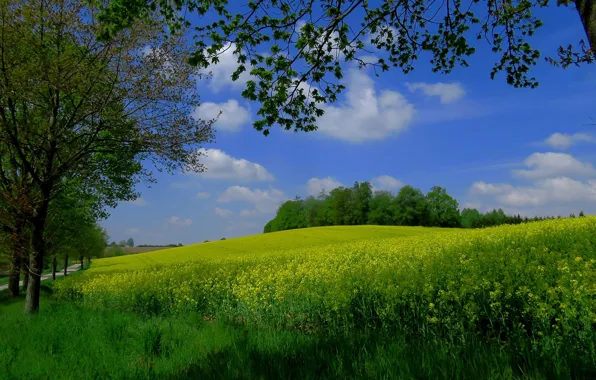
0;264;82;291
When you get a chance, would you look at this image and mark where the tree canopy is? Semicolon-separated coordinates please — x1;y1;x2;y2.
97;0;595;135
264;181;578;233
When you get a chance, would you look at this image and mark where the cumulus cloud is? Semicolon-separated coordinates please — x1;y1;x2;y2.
372;175;404;191
217;186;287;214
544;132;596;149
196;149;274;181
406;82;465;104
306;177;343;196
192;100;250;132
467;152;596;212
239;209;261;218
472;178;596;208
316;69;415;143
203;42;253;92
126;197;147;206
168;216;192;226
196;192;211;199
512;152;596;180
215;207;233;218
470;181;514;195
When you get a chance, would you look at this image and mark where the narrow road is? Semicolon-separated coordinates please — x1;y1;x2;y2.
0;264;82;291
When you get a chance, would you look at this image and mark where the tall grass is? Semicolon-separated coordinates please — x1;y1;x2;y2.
0;295;592;379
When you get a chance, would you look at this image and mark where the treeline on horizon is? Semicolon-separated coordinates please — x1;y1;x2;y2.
264;182;586;233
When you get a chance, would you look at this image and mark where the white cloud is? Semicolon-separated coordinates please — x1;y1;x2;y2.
215;207;233;218
217;186;287;214
544;132;596;149
357;54;379;64
512;152;596;180
372;175;403;191
196;149;274;181
316;70;415;143
168;216;192;226
470;181;514;195
124;227;140;234
306;177;343;196
239;209;260;218
192;100;250;132
126;197;147;206
204;42;253;92
473;177;596;208
467;152;596;212
196;192;211;199
406;82;465;104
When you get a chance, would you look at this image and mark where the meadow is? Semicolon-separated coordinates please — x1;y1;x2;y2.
2;219;596;378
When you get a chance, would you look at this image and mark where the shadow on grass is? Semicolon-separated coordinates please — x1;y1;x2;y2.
0;280;54;309
1;297;595;379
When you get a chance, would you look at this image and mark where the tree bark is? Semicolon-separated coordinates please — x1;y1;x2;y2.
7;249;21;297
575;0;596;52
7;221;25;297
52;256;56;280
24;194;50;314
22;258;29;291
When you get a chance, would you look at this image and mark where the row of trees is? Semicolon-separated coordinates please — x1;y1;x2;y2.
106;239;184;248
264;182;461;232
109;239;135;248
264;182;584;233
461;208;585;229
0;0;214;313
136;243;184;247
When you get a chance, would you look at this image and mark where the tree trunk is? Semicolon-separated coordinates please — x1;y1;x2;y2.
80;255;83;271
22;258;29;291
7;221;25;297
52;256;56;280
575;0;596;52
7;250;21;297
24;207;48;314
64;255;68;276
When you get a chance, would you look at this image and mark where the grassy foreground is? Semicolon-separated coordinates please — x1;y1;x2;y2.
0;291;589;379
2;221;596;378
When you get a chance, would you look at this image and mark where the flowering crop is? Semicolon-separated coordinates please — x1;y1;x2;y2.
57;219;596;359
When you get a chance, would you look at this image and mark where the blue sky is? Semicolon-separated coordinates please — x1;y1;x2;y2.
102;3;596;245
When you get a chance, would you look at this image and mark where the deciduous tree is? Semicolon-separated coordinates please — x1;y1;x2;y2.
98;0;596;136
426;186;461;228
0;0;214;313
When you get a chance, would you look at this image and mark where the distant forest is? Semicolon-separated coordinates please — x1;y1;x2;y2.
264;182;585;233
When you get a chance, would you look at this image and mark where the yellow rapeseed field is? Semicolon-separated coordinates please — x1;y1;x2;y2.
57;219;596;357
86;225;447;273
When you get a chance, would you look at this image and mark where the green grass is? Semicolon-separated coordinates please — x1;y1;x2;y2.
88;225;448;273
1;291;591;380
